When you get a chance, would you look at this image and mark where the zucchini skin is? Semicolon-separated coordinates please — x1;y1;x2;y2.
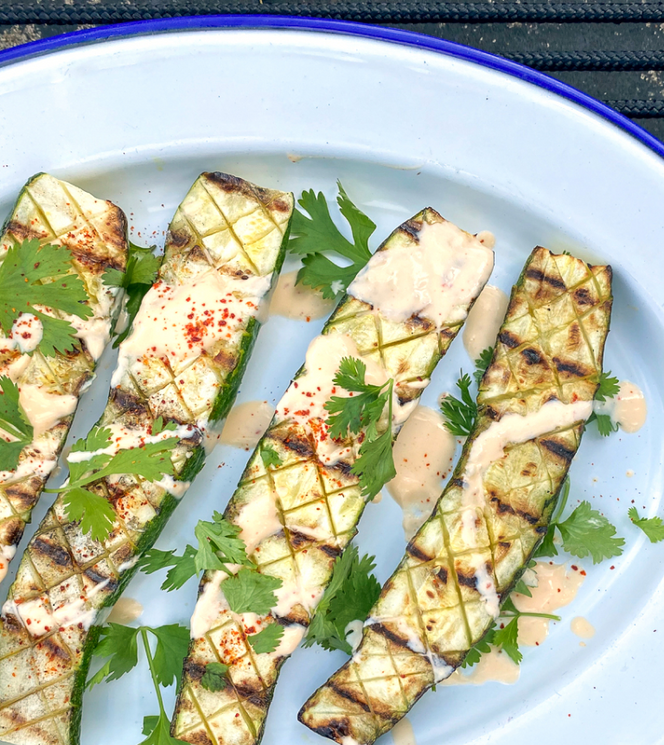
171;209;494;745
0;173;128;575
298;247;613;745
0;173;293;745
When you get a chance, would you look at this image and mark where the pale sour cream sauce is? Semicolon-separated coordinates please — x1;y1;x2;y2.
386;406;456;539
462;284;509;362
219;401;275;450
268;269;335;321
594;379;647;434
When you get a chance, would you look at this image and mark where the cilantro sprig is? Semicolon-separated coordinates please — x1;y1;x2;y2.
587;371;621;437
0;239;93;357
325;357;396;500
304;545;381;655
464;583;561;668
440;349;492;437
535;479;624;564
139;512;252;590
289;182;375;299
104;242;161;347
628;507;664;543
87;623;189;745
48;425;179;542
0;376;34;471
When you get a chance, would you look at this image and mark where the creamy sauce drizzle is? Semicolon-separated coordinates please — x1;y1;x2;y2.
348;219;493;327
594;380;647;433
10;313;43;353
476;231;496;249
112;270;271;386
268;270;335;321
345;619;364;653
391;717;417;745
442;648;520;686
386;406;456;539
0;545;16;583
106;597;143;624
460;400;592;616
235;483;281;553
462;285;509;361
219;401;275;450
515;562;585;646
275;332;394;466
18;385;78;438
571;616;595;639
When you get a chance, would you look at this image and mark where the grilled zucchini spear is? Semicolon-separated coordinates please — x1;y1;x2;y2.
171;208;495;745
0;173;128;582
0;172;293;745
299;247;613;745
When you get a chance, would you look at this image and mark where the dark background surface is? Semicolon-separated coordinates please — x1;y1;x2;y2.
1;1;664;141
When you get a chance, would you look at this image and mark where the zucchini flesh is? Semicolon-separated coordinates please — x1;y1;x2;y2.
298;247;613;745
0;173;128;582
172;209;494;745
0;172;293;745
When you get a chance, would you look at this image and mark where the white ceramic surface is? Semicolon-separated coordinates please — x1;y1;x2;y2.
0;24;663;745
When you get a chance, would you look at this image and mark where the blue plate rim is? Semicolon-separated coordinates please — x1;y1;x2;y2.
1;14;663;159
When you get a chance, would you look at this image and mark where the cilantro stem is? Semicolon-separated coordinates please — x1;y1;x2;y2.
550;478;571;525
141;628;167;717
501;610;561;622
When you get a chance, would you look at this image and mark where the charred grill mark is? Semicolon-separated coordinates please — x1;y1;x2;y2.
456;572;478;589
233;681;268;709
319;543;342;559
407;543;433;563
183;659;207;682
5;220;46;242
84;568;117;592
436;566;449;584
268;197;292;214
32;538;72;568
4;482;40;512
568;323;581;347
369;622;412;651
521;347;544;365
552;356;588;378
328;682;371;713
212;347;237;372
271;430;315;459
73;371;95;396
38;636;70;662
168;229;191;249
68;246;125;272
400;218;423;241
540;438;576;463
574;287;593;307
498;330;521;349
525;267;567;291
110;387;148;415
288;530;313;550
0;517;25;548
489;494;540;525
204;172;254;200
179;730;214;745
306;719;353;740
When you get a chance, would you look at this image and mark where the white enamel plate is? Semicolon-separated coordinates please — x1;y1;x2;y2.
0;17;663;745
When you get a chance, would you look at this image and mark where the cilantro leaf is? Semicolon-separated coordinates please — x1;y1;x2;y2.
222;568;282;615
325;357;390;440
106;242;161;347
194;513;251;574
512;576;533;598
595;371;620;402
440;372;477;437
139;711;183;745
492;617;522;665
352;418;397;501
0;239;94;357
150;624;190;687
62;487;116;542
304;545;381;655
247;623;285;654
289;183;375;299
0;375;33;471
200;662;229;692
534;525;558;559
138;545;198;591
558;501;625;564
462;625;495;668
152;416;177;435
473;347;494;387
587;411;619;437
628;506;664;543
87;623;140;688
260;445;282;469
